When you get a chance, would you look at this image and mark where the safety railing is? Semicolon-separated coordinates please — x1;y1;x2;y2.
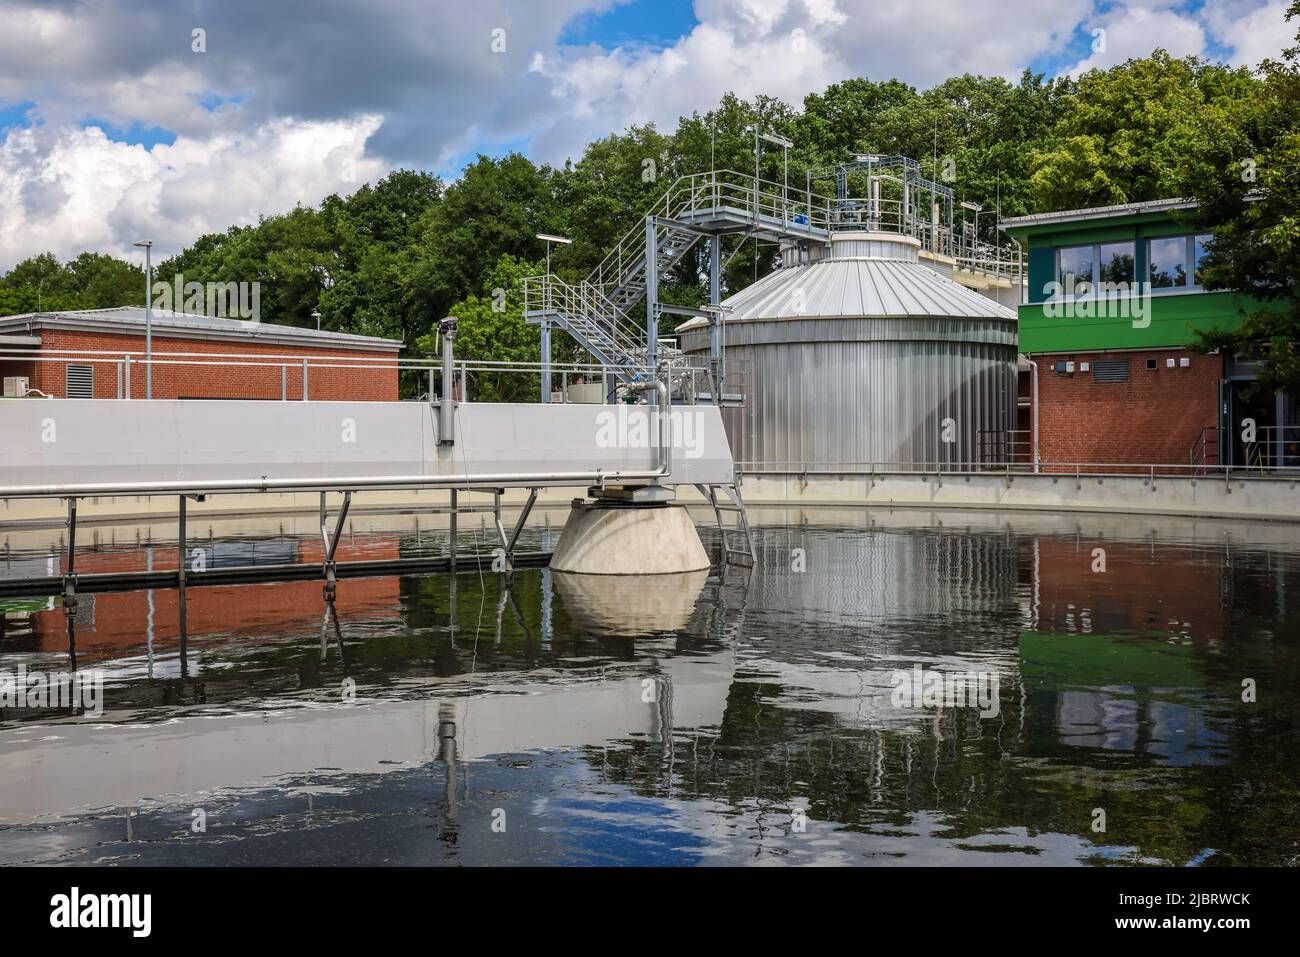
977;429;1034;469
1189;425;1219;476
0;347;662;404
735;458;1300;479
1233;425;1300;472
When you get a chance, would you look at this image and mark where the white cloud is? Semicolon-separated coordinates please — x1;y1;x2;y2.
1063;5;1208;75
1203;0;1293;67
0;116;385;266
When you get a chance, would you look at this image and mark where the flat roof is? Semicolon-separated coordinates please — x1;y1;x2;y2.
0;307;403;352
1000;198;1196;232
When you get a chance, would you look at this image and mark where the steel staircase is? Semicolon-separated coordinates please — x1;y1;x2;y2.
525;168;834;383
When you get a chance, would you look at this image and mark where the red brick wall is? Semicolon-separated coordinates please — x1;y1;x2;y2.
5;329;400;401
1033;349;1222;468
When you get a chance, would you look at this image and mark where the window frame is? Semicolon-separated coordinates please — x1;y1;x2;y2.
1053;240;1136;300
1146;233;1214;294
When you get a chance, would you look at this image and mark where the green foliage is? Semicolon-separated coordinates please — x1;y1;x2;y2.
414;255;544;403
1178;2;1300;398
1029;51;1260;209
0;251;143;316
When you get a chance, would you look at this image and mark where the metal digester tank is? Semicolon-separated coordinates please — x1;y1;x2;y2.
678;229;1018;472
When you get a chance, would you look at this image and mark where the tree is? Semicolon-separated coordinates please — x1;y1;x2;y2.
1180;2;1300;399
1029;51;1259;210
0;251;143;316
415;254;544;403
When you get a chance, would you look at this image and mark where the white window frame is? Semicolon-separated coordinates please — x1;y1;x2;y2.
1053;240;1136;300
1146;233;1214;294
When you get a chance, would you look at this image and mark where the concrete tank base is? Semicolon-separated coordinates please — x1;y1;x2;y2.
550;503;710;575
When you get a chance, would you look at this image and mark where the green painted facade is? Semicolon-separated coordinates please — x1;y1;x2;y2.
1004;207;1253;354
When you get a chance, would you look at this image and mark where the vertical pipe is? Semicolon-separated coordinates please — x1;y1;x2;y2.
281;365;287;401
1026;356;1040;473
124;357;131;401
301;358;308;401
439;318;457;445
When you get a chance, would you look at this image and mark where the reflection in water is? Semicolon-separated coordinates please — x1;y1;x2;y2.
0;509;1298;866
552;569;709;637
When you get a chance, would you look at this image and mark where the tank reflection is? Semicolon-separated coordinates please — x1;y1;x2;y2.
552;569;709;637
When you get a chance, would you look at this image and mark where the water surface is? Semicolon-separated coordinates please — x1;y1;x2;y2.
1;507;1297;866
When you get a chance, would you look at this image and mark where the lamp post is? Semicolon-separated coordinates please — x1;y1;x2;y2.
311;308;322;331
133;240;154;398
534;233;571;403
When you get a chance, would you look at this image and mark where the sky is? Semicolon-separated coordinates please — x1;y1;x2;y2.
0;0;1292;269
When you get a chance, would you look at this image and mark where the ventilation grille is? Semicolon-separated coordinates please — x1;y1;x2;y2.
1092;359;1130;383
65;364;94;398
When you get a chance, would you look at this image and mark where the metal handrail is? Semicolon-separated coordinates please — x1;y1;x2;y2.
0;349;659;402
737;459;1300;478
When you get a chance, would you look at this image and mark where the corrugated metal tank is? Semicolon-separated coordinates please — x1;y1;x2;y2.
679;231;1018;471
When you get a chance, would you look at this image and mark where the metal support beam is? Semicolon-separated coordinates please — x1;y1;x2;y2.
177;495;187;584
493;489;509;552
540;319;552;403
321;490;352;598
449;489;458;573
645;217;659;372
62;497;77;611
710;237;722;394
506;487;539;561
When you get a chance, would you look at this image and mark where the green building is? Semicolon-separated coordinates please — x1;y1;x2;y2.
1001;199;1296;470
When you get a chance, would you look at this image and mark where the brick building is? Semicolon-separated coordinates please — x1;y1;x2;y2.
1001;200;1297;469
0;307;403;401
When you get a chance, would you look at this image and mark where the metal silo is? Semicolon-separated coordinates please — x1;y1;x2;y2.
678;230;1018;472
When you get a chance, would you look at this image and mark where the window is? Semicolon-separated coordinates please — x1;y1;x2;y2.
1193;233;1213;286
1054;241;1135;297
1098;242;1135;285
65;364;93;398
1057;245;1094;296
1145;358;1158;371
1092;359;1131;383
1147;233;1213;291
1148;236;1187;288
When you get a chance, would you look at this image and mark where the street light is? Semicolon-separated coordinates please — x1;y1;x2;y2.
133;240;154;399
534;234;570;405
535;233;571;274
311;308;322;331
